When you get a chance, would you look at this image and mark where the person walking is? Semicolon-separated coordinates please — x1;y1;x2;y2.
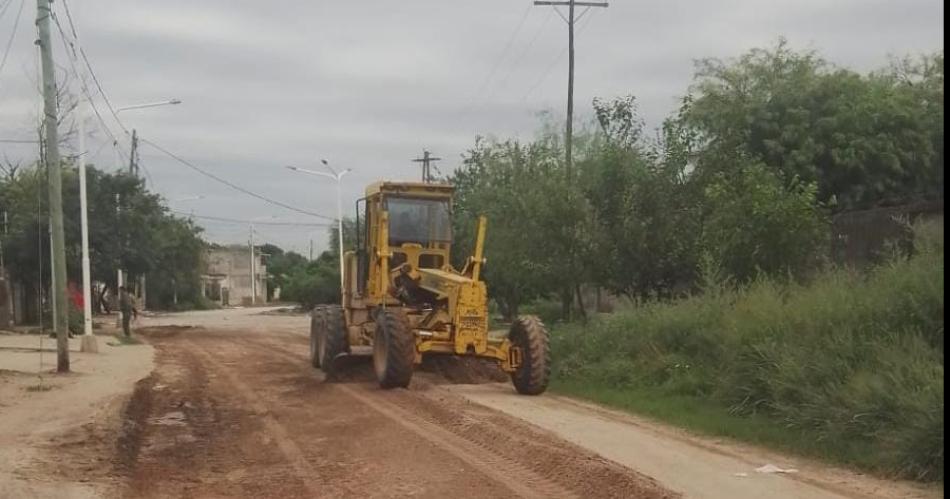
118;286;138;337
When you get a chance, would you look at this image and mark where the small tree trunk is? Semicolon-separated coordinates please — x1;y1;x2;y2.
575;283;587;320
560;289;572;322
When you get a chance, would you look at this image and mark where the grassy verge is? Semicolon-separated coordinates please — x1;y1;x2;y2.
550;221;944;482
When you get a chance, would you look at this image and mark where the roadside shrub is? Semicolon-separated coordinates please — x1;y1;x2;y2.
552;221;944;480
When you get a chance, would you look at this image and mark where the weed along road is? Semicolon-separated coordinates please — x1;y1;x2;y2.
29;307;933;499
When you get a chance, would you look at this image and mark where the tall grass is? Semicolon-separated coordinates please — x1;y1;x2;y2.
551;221;944;481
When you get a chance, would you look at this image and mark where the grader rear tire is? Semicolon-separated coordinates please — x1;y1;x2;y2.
321;305;349;377
509;315;551;395
309;306;325;368
373;309;415;389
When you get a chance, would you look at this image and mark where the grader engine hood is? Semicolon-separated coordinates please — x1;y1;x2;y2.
416;268;489;354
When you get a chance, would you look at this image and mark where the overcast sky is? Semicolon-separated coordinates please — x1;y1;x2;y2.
0;0;943;255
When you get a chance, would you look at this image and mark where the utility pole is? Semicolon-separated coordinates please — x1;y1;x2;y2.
411;150;441;183
128;129;138;176
126;129;146;310
533;0;608;176
115;193;124;328
70;13;98;352
36;0;70;371
249;223;256;305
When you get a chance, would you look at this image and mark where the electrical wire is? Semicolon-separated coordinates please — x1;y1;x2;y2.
50;10;127;160
139;137;334;221
521;8;599;103
59;0;129;135
169;210;331;227
0;0;25;87
466;3;533;104
0;0;16;20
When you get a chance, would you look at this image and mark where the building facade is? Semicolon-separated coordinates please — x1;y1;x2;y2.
201;246;267;306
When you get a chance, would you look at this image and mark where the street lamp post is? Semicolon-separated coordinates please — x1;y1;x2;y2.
106;99;182;312
286;160;351;293
111;99;182;168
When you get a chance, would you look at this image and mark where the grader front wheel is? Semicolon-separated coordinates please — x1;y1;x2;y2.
373;309;415;389
509;315;551;395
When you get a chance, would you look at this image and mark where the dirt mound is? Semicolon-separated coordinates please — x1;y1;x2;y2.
419;355;509;384
324;355;376;383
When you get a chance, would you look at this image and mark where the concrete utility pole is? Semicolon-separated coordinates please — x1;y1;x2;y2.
70;10;98;352
411;150;441;183
248;223;256;305
36;0;70;371
115;194;124;328
533;0;608;177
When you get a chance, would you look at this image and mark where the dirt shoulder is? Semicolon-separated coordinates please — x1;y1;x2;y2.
0;331;154;499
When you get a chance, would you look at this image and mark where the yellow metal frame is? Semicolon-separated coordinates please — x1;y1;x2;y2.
344;183;516;372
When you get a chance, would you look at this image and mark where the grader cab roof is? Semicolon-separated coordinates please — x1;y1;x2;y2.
364;181;454;199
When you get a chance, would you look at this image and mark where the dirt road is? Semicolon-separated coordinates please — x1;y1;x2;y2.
93;309;672;498
11;308;938;499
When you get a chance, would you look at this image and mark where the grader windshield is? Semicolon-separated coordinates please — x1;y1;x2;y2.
386;197;452;246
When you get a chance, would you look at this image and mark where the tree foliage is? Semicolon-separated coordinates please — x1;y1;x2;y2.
683;40;943;210
0;162;206;316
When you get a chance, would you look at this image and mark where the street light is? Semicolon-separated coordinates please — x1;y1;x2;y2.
111;99;182;168
115;99;182;114
105;99;183;318
286;160;351;293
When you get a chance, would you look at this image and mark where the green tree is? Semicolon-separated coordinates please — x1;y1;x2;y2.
701;161;829;282
684;40;943;210
0;162;206;317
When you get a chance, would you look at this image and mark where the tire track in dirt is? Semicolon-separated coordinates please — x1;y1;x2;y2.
339;384;572;499
233;333;673;499
227;334;559;498
187;340;353;499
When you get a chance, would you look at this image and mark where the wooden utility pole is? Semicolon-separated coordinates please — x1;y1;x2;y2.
36;0;70;372
411;150;441;183
533;0;607;177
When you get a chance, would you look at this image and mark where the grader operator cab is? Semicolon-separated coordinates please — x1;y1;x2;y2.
309;181;550;395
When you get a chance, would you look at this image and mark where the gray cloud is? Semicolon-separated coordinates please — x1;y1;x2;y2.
0;0;943;255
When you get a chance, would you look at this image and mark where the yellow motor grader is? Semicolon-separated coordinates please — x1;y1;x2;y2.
309;181;550;394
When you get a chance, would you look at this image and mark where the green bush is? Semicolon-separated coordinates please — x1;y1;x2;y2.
281;260;340;309
552;221;944;481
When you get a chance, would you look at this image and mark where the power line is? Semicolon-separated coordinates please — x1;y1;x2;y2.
520;7;599;102
169;210;331;227
59;0;128;135
0;0;16;20
0;0;25;87
466;3;533;104
50;10;126;160
491;7;555;98
139;137;334;221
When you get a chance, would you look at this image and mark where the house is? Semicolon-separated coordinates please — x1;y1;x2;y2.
201;246;267;306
